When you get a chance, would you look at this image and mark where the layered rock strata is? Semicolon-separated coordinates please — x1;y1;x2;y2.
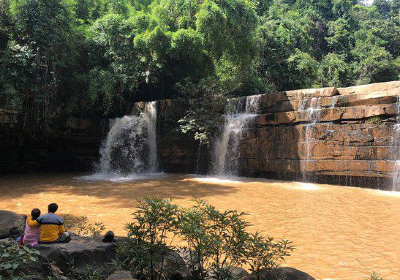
1;81;399;189
237;81;400;188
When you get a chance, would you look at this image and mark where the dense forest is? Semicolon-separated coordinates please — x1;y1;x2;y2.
0;0;399;141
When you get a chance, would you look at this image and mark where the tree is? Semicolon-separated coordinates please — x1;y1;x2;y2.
0;0;79;136
319;53;350;86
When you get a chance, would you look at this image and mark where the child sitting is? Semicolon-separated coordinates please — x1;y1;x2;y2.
23;208;41;246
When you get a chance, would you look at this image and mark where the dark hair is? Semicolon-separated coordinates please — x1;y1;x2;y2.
48;203;58;213
31;208;41;219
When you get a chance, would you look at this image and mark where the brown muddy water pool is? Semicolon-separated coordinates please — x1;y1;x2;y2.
0;173;399;280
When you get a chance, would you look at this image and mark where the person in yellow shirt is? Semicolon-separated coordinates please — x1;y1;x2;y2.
28;203;71;244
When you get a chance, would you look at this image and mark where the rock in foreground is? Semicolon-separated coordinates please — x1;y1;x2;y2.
0;210;26;239
38;234;116;273
107;270;136;280
242;267;315;280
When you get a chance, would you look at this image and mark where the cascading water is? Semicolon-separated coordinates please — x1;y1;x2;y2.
97;101;158;175
211;95;261;176
391;95;400;191
299;97;321;181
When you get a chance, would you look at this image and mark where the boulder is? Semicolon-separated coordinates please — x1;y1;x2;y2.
107;270;135;280
37;234;116;274
155;251;189;278
203;267;248;280
102;230;116;243
241;267;315;280
0;210;26;239
230;267;249;278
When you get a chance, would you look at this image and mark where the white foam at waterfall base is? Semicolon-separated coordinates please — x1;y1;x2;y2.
211;95;261;176
77;172;166;182
78;101;158;182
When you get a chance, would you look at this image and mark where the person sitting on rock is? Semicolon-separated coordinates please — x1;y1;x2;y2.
22;208;41;246
28;203;71;244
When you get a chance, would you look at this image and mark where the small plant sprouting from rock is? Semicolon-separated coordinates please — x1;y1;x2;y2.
63;215;106;239
116;197;295;280
365;116;383;124
0;241;40;280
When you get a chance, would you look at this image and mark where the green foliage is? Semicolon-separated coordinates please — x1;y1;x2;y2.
63;215;106;238
116;197;294;280
178;199;251;280
287;49;318;89
0;0;399;139
365;116;383;124
318;53;350;86
246;232;294;276
369;271;384;280
177;78;226;145
0;242;40;280
117;197;179;280
65;263;107;280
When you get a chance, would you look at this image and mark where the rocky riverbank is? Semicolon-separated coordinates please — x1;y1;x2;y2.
0;210;316;280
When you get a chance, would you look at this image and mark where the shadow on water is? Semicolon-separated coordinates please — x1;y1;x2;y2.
0;173;240;208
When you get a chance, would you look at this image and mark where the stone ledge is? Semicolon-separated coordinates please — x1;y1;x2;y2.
257;103;397;125
259;88;399;114
257;159;395;176
337;80;400;95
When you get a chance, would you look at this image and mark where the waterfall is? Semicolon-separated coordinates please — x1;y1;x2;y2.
300;97;321;181
97;101;158;175
211;95;261;176
391;95;400;191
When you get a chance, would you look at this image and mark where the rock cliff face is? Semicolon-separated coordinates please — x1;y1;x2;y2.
157;81;400;188
1;81;400;189
0;110;108;173
236;81;400;187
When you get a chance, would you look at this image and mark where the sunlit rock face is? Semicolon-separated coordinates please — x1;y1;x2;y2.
155;81;400;189
235;81;400;189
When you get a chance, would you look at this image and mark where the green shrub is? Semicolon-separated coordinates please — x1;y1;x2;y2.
117;197;179;280
369;271;384;280
178;199;250;280
64;263;107;280
0;242;40;280
246;232;294;278
116;197;294;280
63;215;106;239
